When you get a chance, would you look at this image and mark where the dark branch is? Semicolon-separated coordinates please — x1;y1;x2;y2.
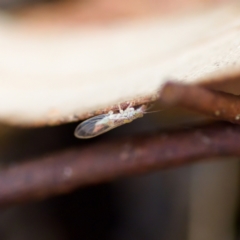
161;81;240;123
0;123;240;207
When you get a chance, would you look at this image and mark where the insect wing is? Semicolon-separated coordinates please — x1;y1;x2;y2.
74;114;118;139
74;104;149;139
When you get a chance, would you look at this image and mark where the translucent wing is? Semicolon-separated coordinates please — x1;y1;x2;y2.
74;114;122;139
74;104;148;139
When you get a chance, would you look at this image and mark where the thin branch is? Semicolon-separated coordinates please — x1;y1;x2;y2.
0;123;240;207
161;81;240;123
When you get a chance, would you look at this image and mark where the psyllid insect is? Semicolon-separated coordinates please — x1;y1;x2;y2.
74;103;148;139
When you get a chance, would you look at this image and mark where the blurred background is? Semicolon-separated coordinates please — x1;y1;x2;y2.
0;0;239;240
0;107;239;240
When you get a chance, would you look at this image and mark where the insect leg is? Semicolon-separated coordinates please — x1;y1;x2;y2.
126;102;133;110
118;104;124;114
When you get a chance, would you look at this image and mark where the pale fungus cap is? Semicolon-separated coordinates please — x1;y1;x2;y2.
0;1;240;126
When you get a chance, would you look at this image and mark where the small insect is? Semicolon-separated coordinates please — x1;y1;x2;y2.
74;103;148;139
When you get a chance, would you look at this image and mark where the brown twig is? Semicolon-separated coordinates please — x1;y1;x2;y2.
161;81;240;123
0;123;240;207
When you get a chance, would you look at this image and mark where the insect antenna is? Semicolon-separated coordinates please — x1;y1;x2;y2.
139;103;163;114
144;109;163;114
